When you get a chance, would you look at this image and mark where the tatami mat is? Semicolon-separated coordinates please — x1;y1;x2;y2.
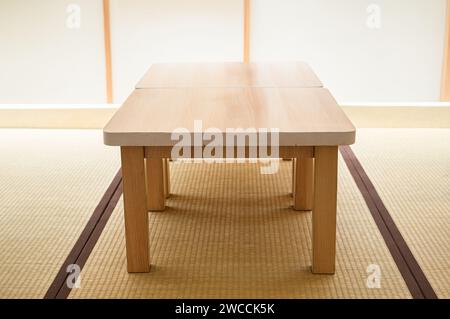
3;128;444;299
0;129;120;298
352;129;450;299
70;159;411;299
1;107;449;129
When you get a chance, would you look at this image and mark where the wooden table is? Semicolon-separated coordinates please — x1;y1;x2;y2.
104;62;356;275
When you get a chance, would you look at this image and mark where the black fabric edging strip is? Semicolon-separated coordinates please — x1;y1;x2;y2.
44;170;122;299
340;146;437;299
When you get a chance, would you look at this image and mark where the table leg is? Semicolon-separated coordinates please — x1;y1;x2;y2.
121;147;150;273
292;159;296;197
146;158;166;211
294;157;314;211
312;146;338;274
163;158;171;199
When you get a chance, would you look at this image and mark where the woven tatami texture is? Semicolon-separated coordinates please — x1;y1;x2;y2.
0;129;120;298
352;129;450;299
70;158;411;299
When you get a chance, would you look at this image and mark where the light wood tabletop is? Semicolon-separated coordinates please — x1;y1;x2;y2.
136;62;323;89
104;88;355;147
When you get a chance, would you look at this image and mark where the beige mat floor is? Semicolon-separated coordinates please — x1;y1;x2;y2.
352;129;450;299
1;107;449;129
0;129;120;298
2;128;445;299
70;158;411;299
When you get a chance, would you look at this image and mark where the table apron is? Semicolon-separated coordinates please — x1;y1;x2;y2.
144;146;315;159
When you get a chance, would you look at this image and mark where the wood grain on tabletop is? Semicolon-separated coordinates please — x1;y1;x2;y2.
104;88;356;147
136;62;323;89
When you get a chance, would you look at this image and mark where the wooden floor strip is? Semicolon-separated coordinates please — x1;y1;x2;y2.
340;146;438;299
44;170;122;299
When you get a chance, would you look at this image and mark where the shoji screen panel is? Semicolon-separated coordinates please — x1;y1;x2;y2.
251;0;447;102
0;0;106;104
109;0;243;103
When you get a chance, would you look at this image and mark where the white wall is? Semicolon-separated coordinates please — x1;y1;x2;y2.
0;0;107;104
251;0;447;102
0;0;447;104
109;0;243;103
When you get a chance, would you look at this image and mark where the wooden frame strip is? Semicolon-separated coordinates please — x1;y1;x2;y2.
442;0;450;101
243;0;251;63
103;0;113;103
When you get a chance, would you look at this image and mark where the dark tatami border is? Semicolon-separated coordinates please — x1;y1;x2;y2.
44;170;123;299
340;146;437;299
45;148;437;299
